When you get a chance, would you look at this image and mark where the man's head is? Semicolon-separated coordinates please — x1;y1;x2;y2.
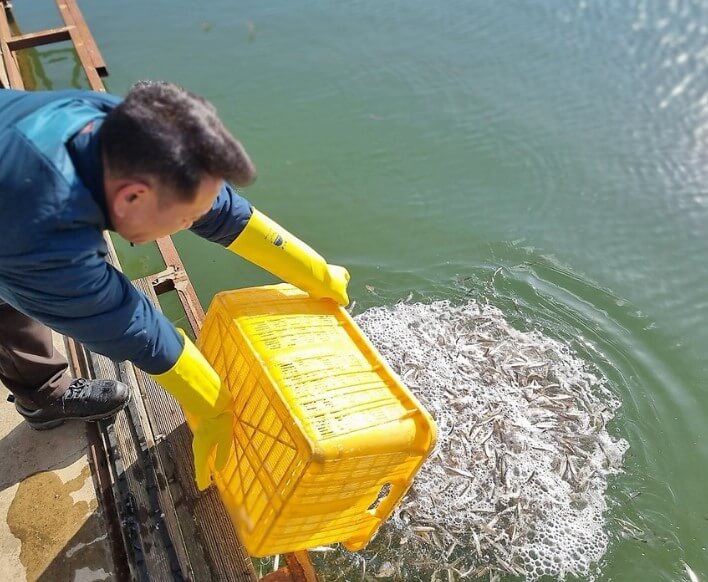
100;81;256;244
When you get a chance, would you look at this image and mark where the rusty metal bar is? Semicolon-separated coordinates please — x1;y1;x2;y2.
0;0;23;88
7;26;71;51
0;56;7;88
0;53;7;87
154;237;206;330
58;0;107;75
286;552;320;581
261;568;297;582
55;0;103;90
0;3;7;88
262;552;319;582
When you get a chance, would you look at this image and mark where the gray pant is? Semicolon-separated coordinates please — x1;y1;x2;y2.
0;303;71;407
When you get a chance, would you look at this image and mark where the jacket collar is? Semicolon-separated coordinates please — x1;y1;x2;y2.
66;119;114;230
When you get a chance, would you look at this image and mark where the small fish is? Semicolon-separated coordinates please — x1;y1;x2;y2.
375;561;395;578
478;426;495;445
462;565;489;578
471;530;482;556
484;440;495;460
309;545;335;552
682;561;699;582
444;465;475;480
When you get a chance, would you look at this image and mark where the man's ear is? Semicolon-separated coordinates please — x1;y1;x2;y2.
112;181;150;218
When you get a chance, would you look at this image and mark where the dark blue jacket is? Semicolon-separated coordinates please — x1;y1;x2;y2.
0;89;252;374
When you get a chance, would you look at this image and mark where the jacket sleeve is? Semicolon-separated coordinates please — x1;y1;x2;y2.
0;228;184;375
190;182;253;247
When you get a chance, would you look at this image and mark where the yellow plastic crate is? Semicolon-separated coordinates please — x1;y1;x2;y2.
195;283;437;557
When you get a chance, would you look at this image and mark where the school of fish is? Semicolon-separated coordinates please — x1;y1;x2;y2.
309;298;630;580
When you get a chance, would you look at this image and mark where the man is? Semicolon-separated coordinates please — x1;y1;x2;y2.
0;81;349;489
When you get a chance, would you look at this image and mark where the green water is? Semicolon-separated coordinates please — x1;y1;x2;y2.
12;0;708;578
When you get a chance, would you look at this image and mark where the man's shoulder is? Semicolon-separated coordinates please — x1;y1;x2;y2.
0;88;122;107
0;89;121;131
0;134;101;257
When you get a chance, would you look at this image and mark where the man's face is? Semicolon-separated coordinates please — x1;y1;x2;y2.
109;176;222;245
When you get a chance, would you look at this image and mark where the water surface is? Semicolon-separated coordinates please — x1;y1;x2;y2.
12;0;708;578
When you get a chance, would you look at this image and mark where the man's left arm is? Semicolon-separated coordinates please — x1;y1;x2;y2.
190;183;350;305
190;182;253;247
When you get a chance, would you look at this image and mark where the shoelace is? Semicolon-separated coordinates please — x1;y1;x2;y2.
64;378;93;401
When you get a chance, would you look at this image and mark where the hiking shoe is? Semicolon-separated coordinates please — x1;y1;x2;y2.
15;377;130;430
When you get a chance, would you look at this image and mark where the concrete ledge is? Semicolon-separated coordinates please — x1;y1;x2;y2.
0;333;115;581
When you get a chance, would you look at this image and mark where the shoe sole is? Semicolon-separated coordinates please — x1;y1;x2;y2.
24;393;132;431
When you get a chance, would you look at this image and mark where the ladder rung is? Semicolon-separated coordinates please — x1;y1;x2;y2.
6;26;71;51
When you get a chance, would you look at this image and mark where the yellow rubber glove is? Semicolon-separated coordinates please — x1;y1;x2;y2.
228;208;350;305
151;330;233;490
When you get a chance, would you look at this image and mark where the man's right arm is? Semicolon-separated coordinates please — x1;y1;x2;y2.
0;227;234;490
0;227;182;374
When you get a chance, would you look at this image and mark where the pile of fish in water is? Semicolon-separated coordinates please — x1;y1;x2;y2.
310;299;629;581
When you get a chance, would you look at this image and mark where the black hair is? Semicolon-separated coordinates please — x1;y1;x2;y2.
101;81;256;199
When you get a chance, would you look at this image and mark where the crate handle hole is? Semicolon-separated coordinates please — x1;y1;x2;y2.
367;482;392;511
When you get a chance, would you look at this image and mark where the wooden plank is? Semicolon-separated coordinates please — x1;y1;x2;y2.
133;371;215;581
95;239;256;580
89;351;186;581
119;360;196;578
133;276;259;581
7;26;70;51
65;338;134;580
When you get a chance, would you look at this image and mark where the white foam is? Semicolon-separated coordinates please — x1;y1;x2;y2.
313;299;628;580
